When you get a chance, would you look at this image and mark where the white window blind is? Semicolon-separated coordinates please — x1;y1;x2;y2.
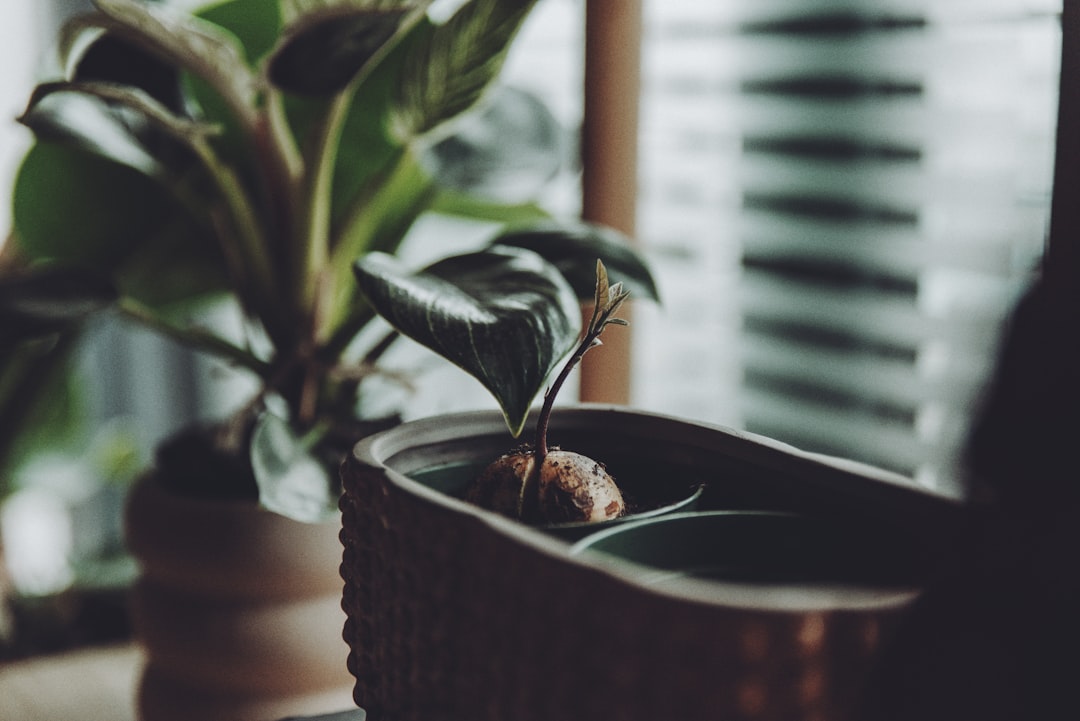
628;0;1062;492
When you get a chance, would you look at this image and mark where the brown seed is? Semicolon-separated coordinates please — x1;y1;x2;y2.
467;449;625;524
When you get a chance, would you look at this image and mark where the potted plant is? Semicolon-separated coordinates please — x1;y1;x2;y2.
341;259;966;719
0;0;658;718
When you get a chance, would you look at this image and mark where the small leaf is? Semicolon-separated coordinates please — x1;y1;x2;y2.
251;413;337;523
594;258;609;313
0;268;117;344
490;222;662;303
268;3;429;96
354;246;581;436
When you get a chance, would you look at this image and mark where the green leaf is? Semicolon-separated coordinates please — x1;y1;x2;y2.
328;14;424;224
353;246;581;436
389;0;539;142
12;142;175;269
19;88;167;180
112;214;231;310
422;85;566;203
87;0;260;129
0;268;117;344
251;412;337;523
491;223;662;303
18;81;215;181
268;2;431;96
71;32;186;114
174;0;283;179
0;334;85;496
197;0;282;63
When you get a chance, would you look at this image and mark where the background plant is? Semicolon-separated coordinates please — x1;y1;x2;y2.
0;0;657;516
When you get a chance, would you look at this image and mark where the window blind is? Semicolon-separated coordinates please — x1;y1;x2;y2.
631;0;1062;492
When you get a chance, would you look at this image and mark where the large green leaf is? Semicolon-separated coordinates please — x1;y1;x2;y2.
388;0;539;142
353;246;581;436
268;2;431;96
491;223;662;303
12;142;175;269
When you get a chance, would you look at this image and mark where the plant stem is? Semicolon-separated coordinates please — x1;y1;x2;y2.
116;298;270;377
532;267;629;469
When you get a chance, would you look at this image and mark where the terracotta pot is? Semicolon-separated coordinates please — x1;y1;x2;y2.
125;474;354;721
339;405;962;721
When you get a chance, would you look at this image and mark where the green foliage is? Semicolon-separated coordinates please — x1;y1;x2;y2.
353;223;658;435
355;246;580;436
1;0;657;516
12;143;171;269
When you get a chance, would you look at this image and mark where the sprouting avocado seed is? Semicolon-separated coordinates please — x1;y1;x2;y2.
467;260;633;526
466;449;535;518
467;449;625;525
538;449;625;524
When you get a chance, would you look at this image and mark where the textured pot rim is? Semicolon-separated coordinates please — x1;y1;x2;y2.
349;404;961;612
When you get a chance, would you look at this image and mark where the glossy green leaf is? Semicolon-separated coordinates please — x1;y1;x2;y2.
268;2;430;96
491;223;662;304
389;0;539;141
173;0;283;178
19;89;162;180
353;246;581;436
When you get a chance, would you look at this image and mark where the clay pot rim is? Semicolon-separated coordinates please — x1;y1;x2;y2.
349;404;954;612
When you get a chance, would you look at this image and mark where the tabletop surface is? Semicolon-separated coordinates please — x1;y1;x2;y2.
0;643;365;721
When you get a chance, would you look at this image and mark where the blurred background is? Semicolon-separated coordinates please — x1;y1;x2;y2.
0;0;1064;660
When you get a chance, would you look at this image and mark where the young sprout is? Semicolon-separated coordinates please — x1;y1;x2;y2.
467;260;630;524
